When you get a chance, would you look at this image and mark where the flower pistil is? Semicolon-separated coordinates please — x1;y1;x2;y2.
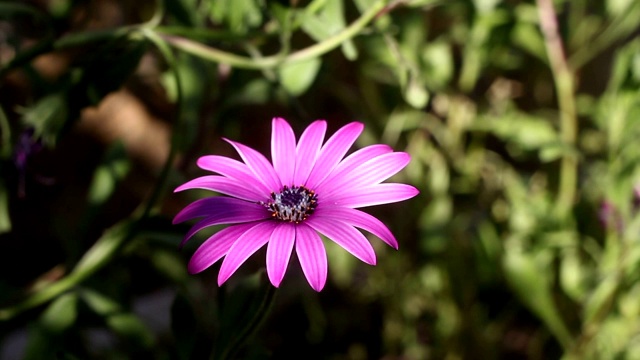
262;185;318;223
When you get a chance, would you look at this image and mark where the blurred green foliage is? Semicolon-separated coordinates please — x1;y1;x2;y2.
1;0;640;359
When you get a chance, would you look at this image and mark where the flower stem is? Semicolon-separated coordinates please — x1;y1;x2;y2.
215;282;278;360
161;0;387;69
537;0;578;219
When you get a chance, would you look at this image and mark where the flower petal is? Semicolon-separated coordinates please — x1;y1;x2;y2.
175;175;266;201
266;223;296;287
271;118;296;186
313;207;398;249
317;152;410;197
224;138;282;192
306;217;376;265
305;122;364;189
197;155;253;179
323;183;419;208
173;197;263;224
197;155;271;194
181;205;269;246
188;223;255;274
218;221;278;286
326;144;392;181
293;120;327;186
295;223;327;291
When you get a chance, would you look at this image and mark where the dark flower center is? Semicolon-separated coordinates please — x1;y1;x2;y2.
261;185;318;223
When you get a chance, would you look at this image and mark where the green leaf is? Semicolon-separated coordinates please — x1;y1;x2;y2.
503;246;572;348
0;220;134;320
607;0;635;17
473;0;501;13
301;0;357;60
164;0;198;26
40;292;79;332
560;248;587;301
538;142;573;162
81;289;154;349
24;293;78;360
607;39;640;92
227;78;272;105
583;275;619;326
511;23;547;62
21;92;68;146
278;57;322;96
422;41;453;89
87;142;129;206
419;195;452;228
404;77;430;109
210;0;262;34
326;237;357;287
106;313;155;349
475;113;558;151
0;179;11;234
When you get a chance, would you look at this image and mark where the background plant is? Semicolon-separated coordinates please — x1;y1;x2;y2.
1;0;640;359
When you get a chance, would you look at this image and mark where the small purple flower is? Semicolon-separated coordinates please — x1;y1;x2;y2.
13;128;43;197
174;118;418;291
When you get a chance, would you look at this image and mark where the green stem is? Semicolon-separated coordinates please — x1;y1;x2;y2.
215;283;278;360
0;24;185;322
0;106;10;158
537;0;578;219
534;0;577;350
0;220;134;320
0;0;165;78
138;28;183;220
162;0;386;69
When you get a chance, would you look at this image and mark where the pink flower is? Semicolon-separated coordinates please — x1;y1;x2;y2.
174;118;419;291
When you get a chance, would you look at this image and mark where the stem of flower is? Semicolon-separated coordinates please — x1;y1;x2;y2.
533;0;577;350
161;0;386;69
537;0;578;220
215;281;278;360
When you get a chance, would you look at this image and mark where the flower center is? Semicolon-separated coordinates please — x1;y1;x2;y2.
262;185;318;223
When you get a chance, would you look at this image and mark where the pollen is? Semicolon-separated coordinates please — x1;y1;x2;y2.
261;185;318;223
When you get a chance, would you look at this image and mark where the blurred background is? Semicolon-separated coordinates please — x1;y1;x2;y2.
2;0;640;359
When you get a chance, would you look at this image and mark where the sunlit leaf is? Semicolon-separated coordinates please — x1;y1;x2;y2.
560;248;586;301
23;293;78;360
210;0;262;33
278;57;322;96
422;41;453;89
607;0;635;16
301;0;357;60
404;77;429;109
